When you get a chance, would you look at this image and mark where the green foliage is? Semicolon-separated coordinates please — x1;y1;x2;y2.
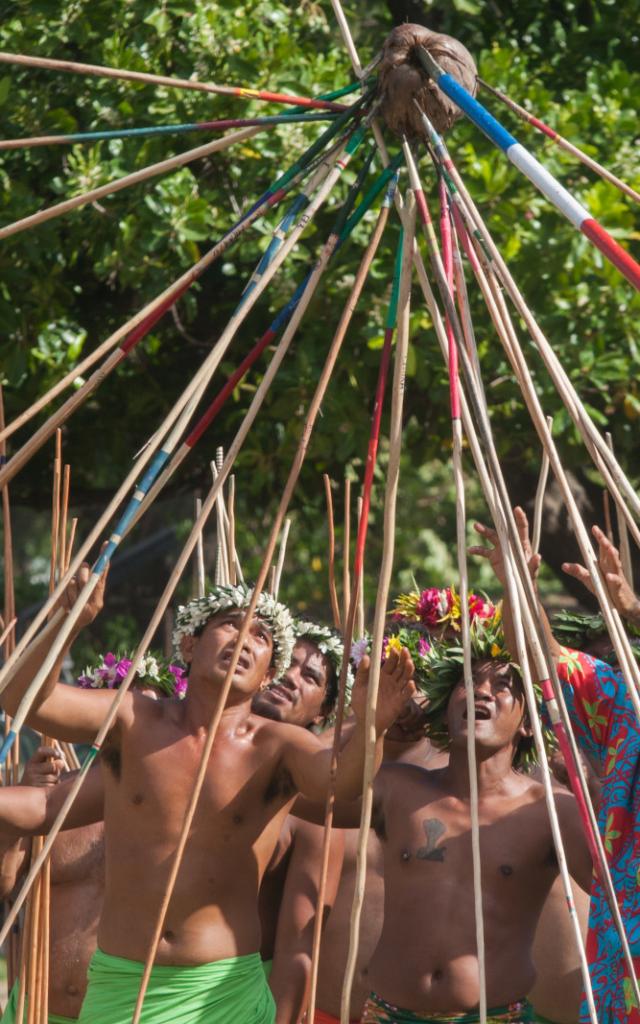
1;0;639;632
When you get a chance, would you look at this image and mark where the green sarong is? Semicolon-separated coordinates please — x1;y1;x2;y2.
1;980;77;1024
261;959;273;981
77;948;276;1023
361;991;534;1023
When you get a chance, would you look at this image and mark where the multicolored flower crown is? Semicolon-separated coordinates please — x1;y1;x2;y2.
77;652;187;699
172;584;295;678
419;607;553;768
391;585;495;632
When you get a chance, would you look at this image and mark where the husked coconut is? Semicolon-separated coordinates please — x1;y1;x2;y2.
378;23;477;137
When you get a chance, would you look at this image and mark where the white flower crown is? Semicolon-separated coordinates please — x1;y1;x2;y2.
292;619;354;711
172;584;295;679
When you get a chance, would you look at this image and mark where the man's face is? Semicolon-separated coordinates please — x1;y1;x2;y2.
446;659;528;760
180;608;274;695
252;639;331;727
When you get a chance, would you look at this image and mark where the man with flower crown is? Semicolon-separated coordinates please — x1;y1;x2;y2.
0;652;187;1024
0;565;415;1024
327;592;591;1024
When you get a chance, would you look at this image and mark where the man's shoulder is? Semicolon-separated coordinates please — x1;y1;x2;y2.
377;760;443;795
250;714;321;750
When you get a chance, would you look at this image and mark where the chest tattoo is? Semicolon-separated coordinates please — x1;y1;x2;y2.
416;817;447;862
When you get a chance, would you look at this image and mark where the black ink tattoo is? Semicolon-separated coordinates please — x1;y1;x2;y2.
417;818;447;862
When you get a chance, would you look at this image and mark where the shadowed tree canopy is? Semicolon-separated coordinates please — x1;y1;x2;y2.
1;0;639;649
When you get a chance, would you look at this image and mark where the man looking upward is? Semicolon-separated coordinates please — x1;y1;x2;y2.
2;573;414;1024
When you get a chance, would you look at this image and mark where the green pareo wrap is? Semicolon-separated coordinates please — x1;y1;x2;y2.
77;949;275;1023
1;981;77;1024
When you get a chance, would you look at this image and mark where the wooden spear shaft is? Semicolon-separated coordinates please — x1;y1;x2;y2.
132;184;391;1024
323;476;342;629
339;195;415;1024
1;142;360;945
411;215;602;1019
0;126;265;242
0;130;355;702
438;176;487;1024
438;181;640;1006
305;188;397;1021
532;416;553;555
0;51;346;111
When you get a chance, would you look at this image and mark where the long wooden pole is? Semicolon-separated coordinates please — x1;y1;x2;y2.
0;126;266;242
0;51;346;111
411;200;602;1020
323;475;342;629
339;194;415;1024
0;129;357;710
0;103;359;446
0;151;369;945
131;181;392;1024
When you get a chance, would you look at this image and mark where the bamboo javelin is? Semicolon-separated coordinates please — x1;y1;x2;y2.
0;101;362;448
420;112;640;533
308;208;402;1018
478;78;640;206
606;433;634;587
438;176;488;1024
532;416;553;555
438;160;640;995
131;176;393;1024
0;112;337;150
228;476;237;585
0;51;347;111
0;171;361;947
0;126;267;241
433;150;640;715
417;45;640;293
211;457;230;588
324;476;342;629
343;477;352;627
0;126;360;716
194;497;206;598
123;131;379;540
410;211;602;1020
272;518;291;600
437;146;640;715
339;195;415;1024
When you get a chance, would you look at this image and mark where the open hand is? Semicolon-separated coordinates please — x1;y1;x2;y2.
59;554;109;631
351;648;416;736
20;745;66;788
562;525;640;627
469;507;541;588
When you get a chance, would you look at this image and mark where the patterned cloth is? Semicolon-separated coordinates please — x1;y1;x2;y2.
360;991;533;1023
556;647;640;1023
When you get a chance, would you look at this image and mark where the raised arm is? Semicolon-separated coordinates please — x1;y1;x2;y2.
282;648;415;804
563;524;640;631
1;563;133;743
269;821;345;1024
0;760;104;837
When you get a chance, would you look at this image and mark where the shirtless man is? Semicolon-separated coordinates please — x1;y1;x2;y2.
2;573;414;1023
349;628;591;1022
0;654;187;1024
473;508;640;1024
0;746;103;1024
254;620;346;1024
314;697;446;1024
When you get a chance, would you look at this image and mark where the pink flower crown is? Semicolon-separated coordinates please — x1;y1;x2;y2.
390;585;495;631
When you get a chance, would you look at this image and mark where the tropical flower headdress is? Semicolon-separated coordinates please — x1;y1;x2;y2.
172;583;295;678
418;606;554;768
391;584;495;633
77;651;187;699
551;609;640;665
291;618;354;715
